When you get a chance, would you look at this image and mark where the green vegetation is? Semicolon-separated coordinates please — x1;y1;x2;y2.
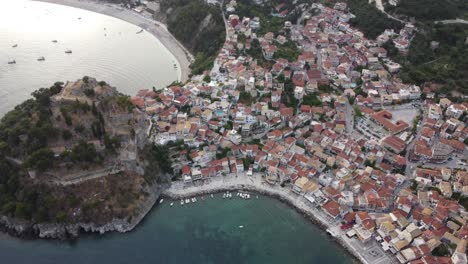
142;144;173;184
388;0;468;21
302;93;322;107
281;79;299;112
397;24;468;94
216;147;230;159
353;106;363;119
246;39;267;65
25;148;55;172
236;0;287;35
454;194;468;211
347;0;403;39
239;91;254;105
0;82;63;157
114;95;135;112
432;243;451;257
66;141;101;164
161;0;225;75
0;155;56;221
275;41;301;62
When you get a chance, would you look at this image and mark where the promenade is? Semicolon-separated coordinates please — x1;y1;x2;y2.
164;173;398;264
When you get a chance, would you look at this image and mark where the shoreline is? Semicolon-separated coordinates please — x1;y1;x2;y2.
33;0;193;83
0;184;162;240
163;174;372;264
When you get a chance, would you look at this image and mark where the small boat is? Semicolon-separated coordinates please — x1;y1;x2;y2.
12;44;18;48
52;40;58;43
136;29;143;34
37;56;45;61
170;202;174;207
65;49;72;54
239;225;244;228
159;199;164;204
7;60;16;64
180;200;184;205
211;194;214;198
185;199;190;204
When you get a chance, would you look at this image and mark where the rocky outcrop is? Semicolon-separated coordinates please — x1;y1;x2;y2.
0;184;162;240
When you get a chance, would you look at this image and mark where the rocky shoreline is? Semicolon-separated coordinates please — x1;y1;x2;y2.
0;184;162;240
0;175;367;263
162;175;369;264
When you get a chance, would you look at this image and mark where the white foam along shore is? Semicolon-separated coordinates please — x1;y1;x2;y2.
33;0;193;83
163;174;381;264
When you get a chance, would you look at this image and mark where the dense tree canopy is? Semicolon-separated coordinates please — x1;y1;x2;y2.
389;0;468;21
347;0;403;39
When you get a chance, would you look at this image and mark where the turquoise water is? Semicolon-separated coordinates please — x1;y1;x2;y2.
0;195;353;264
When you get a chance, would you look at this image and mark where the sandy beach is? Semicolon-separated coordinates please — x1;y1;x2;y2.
34;0;193;83
164;173;398;264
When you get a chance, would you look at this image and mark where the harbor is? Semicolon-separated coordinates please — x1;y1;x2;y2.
0;191;351;264
163;174;396;264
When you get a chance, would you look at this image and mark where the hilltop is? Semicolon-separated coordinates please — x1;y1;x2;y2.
0;77;171;238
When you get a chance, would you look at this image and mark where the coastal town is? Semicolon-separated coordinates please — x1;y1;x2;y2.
0;0;466;263
123;1;468;264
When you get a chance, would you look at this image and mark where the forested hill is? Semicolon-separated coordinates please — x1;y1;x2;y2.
387;0;468;21
159;0;226;75
347;0;403;39
0;78;171;229
384;0;468;95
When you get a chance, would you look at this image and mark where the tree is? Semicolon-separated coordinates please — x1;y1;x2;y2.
26;148;55;171
62;129;72;141
203;75;211;83
432;243;451;256
104;135;121;151
69;141;100;164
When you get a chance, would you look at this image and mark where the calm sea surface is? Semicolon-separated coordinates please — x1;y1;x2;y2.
0;195;353;264
0;0;179;116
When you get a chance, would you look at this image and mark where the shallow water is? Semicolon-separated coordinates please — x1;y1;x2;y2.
0;195;353;264
0;0;179;116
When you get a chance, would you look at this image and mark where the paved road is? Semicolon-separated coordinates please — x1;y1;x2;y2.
371;0;406;24
436;18;468;25
344;98;354;135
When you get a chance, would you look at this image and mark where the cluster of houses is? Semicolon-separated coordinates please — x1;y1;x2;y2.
128;1;467;263
410;100;467;163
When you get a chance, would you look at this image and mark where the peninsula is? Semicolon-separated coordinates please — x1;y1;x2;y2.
1;0;468;264
0;77;171;238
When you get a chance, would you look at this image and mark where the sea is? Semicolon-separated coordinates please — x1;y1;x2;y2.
0;0;179;116
0;194;353;264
